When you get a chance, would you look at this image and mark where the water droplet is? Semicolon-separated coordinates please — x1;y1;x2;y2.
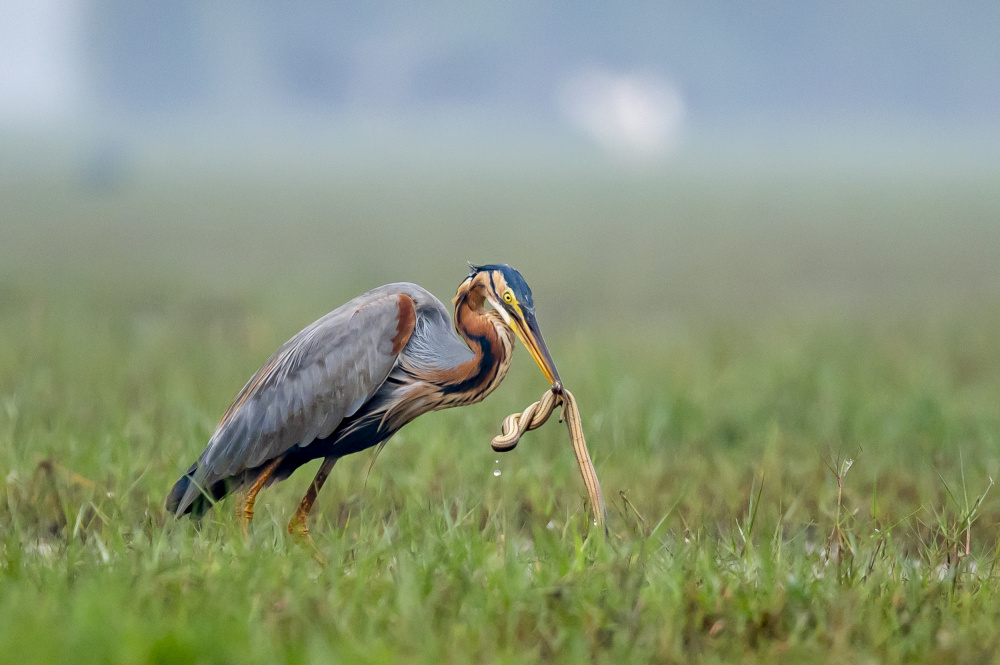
493;469;502;477
494;459;499;464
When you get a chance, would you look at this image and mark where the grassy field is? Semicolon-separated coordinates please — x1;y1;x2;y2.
2;163;1000;663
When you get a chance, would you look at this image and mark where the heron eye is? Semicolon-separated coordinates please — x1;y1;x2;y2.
503;291;514;304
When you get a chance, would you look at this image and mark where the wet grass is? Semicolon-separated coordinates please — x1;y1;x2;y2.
2;167;1000;663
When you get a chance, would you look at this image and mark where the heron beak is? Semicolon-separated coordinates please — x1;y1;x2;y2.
511;308;561;387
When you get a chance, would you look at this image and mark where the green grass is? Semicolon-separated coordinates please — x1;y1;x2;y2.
3;166;1000;663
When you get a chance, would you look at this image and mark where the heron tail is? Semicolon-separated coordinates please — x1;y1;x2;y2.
165;462;228;518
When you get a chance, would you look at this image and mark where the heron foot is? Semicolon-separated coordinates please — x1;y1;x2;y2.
287;515;325;564
237;490;262;537
287;512;310;539
238;457;283;538
285;457;337;540
238;496;255;537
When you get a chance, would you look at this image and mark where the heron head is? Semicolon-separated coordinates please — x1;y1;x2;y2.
464;263;562;388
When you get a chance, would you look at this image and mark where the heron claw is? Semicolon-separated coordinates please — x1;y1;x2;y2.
287;515;309;538
287;517;325;564
238;495;254;537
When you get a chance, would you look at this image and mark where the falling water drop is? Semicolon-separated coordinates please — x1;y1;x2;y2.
493;469;502;477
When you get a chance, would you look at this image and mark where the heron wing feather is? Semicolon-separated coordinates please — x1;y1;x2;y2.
194;291;417;487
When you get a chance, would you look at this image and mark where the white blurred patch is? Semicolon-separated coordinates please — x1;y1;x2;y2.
559;69;685;160
0;0;84;122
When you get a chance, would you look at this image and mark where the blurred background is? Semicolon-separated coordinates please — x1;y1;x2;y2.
1;1;998;322
5;7;1000;659
3;0;1000;572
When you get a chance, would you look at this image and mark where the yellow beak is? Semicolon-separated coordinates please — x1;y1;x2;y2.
510;308;561;387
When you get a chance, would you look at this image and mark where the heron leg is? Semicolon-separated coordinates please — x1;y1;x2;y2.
238;456;282;536
288;457;338;539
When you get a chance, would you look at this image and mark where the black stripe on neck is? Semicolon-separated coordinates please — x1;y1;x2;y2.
439;332;498;396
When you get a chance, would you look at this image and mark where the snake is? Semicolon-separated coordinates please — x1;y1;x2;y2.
491;386;607;529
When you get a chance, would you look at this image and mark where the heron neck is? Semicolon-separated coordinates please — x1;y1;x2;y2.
442;299;513;399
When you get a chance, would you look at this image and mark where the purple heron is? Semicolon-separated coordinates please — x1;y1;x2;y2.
165;264;562;535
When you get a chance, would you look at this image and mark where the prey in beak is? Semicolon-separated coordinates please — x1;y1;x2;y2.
469;263;604;527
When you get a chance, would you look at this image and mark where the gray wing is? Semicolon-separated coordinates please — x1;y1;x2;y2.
176;284;429;512
397;293;476;373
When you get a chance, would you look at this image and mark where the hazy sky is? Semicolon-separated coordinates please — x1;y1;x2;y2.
2;1;997;159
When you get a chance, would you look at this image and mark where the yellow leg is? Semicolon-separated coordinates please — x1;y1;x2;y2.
238;457;282;536
288;457;337;539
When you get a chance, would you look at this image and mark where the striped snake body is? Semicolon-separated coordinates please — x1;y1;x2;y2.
491;387;606;529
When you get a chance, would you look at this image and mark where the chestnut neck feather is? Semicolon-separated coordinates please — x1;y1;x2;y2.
436;280;512;398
